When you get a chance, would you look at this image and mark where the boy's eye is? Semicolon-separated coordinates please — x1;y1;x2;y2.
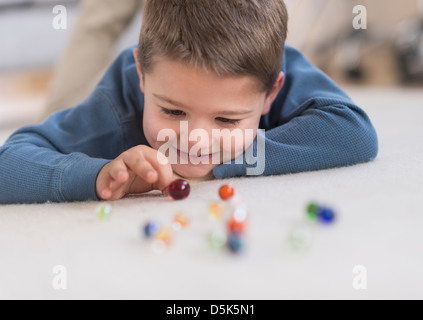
216;117;240;125
161;108;186;117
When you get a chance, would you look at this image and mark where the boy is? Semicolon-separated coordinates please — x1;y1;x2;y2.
0;0;378;204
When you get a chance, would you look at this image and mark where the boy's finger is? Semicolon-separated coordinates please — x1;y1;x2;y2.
109;160;129;182
100;188;112;200
122;151;158;183
141;150;174;191
96;176;112;200
109;178;124;193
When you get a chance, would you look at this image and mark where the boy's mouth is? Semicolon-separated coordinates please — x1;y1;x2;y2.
171;146;218;164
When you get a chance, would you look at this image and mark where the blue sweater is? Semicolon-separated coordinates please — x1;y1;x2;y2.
0;45;378;204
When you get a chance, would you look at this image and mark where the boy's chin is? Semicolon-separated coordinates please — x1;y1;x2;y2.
172;163;216;181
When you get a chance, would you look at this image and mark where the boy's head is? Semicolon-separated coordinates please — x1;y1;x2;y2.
133;0;288;179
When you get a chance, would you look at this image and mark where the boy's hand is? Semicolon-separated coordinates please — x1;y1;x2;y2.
96;145;176;200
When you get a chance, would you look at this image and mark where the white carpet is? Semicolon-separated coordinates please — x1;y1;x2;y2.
0;86;422;300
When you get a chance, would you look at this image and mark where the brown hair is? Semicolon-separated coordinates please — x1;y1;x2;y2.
138;0;288;93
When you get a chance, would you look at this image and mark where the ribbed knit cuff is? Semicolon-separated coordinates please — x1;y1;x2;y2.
61;155;111;202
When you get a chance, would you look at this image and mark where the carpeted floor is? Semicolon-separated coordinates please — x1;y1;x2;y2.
0;86;422;299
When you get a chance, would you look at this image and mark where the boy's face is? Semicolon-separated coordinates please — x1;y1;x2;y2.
133;49;283;179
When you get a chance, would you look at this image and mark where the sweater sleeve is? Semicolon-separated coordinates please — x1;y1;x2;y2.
213;46;378;178
0;90;124;204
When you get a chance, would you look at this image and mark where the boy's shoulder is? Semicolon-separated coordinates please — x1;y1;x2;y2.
280;45;353;104
99;45;139;90
94;45;144;121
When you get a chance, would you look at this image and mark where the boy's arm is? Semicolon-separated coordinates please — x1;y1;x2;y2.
0;90;135;204
213;97;378;178
213;46;378;178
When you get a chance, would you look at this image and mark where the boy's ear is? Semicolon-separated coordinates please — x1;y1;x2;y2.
262;72;284;115
133;48;145;93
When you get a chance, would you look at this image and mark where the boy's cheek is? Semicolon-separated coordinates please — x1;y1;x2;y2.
143;116;172;147
220;127;258;162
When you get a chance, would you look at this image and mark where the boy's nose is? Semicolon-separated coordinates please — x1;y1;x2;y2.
178;121;215;155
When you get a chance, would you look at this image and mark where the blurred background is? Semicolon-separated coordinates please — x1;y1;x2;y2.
0;0;422;131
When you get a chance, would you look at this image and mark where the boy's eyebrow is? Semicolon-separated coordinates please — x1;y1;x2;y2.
153;93;254;115
154;94;191;109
